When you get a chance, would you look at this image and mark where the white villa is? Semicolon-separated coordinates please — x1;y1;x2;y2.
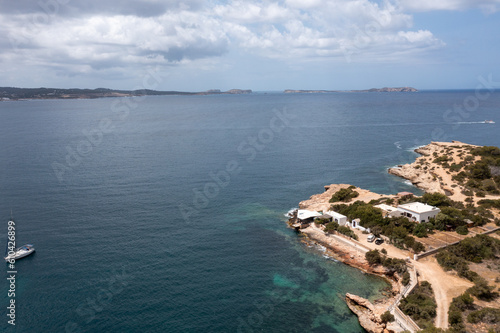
397;202;441;223
324;210;348;226
297;209;322;223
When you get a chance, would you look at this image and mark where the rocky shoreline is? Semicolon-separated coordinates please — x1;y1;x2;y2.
288;213;402;332
346;293;394;333
388;141;481;203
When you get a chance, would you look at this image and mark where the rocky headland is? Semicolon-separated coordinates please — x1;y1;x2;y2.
387;141;497;204
289;141;500;332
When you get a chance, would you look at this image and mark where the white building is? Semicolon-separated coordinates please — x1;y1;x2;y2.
348;218;369;232
297;209;322;223
374;204;403;218
325;210;348;226
397;202;440;223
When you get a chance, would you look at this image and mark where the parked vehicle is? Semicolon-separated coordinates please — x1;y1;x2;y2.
375;238;384;245
367;234;376;242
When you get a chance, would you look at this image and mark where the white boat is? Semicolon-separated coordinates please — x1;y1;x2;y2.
484;120;495;124
4;244;35;261
4;215;36;261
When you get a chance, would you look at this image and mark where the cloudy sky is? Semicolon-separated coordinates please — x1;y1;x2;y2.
1;0;499;91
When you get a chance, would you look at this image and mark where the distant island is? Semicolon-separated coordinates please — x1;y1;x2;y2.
284;87;418;93
0;87;252;101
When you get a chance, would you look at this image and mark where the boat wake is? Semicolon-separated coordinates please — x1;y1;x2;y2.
454;120;495;124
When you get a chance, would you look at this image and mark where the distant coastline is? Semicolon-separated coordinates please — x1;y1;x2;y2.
284;87;418;93
0;86;420;101
0;87;252;101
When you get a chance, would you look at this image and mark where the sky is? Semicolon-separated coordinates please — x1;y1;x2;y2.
1;0;500;91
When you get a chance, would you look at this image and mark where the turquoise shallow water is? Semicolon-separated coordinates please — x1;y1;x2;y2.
1;91;499;332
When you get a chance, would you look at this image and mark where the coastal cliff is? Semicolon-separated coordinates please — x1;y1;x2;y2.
345;293;394;333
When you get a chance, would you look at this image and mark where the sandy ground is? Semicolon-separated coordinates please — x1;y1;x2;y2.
355;229;475;328
414;257;474;328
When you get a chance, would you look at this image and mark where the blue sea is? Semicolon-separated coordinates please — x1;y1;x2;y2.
1;91;499;332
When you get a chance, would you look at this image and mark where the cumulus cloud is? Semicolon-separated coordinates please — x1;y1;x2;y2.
397;0;500;13
220;0;443;61
0;0;450;83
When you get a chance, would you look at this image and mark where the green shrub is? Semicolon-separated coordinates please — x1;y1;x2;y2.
467;307;500;324
380;311;394;323
456;225;468;235
412;241;425;254
324;222;339;233
337;226;358;240
482;179;497;192
329;187;359;203
467;278;498;301
448;309;463;326
365;250;382;266
433;155;450;164
468;161;492;180
402;271;411;286
450;293;474;311
413;223;428;238
419;193;451;207
315;217;330;225
478;199;500;209
400;281;437;323
382;257;407;275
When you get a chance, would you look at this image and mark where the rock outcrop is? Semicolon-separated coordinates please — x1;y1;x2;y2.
388;141;481;202
345;293;390;333
299;184;395;212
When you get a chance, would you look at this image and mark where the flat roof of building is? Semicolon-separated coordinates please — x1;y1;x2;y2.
325;210;347;219
374;204;398;212
397;202;440;214
297;209;322;220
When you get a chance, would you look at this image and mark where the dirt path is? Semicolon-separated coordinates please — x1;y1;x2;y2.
413;257;473;329
302;224;475;329
333;228;474;329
